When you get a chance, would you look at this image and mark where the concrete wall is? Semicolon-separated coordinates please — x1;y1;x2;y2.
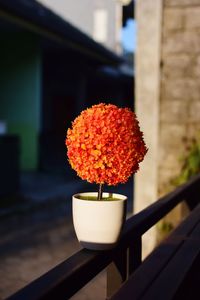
0;34;41;170
134;0;200;257
159;0;200;194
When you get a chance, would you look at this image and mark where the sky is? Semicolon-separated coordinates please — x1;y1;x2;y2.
121;19;136;53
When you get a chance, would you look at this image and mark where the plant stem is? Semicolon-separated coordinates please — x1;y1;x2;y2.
98;183;103;200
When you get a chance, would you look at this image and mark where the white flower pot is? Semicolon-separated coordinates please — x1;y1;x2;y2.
72;192;127;250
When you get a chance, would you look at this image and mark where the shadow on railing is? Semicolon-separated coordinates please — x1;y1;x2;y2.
6;173;200;300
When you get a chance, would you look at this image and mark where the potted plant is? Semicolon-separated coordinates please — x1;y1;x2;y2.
66;103;147;250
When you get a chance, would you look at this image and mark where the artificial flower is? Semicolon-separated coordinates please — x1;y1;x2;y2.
66;103;147;185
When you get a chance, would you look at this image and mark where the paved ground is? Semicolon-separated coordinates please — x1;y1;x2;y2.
0;211;106;300
0;172;133;300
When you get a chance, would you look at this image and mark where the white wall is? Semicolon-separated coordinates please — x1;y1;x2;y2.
37;0;122;53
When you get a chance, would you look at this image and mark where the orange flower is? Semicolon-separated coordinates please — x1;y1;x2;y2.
66;103;147;186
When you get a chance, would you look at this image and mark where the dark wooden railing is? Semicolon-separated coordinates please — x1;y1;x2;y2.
6;173;200;300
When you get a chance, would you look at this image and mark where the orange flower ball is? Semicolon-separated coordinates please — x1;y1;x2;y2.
66;103;147;186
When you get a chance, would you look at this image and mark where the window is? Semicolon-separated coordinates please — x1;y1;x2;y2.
93;9;108;43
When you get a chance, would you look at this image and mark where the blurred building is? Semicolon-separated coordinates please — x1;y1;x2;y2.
0;0;133;196
37;0;133;54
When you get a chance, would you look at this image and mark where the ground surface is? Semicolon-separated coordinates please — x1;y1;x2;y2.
0;172;133;300
0;210;106;300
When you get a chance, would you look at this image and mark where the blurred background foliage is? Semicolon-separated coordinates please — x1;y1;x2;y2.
172;134;200;187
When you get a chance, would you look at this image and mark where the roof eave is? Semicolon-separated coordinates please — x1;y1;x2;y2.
0;0;122;65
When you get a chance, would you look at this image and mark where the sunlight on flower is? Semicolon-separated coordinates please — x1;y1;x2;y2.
66;103;147;185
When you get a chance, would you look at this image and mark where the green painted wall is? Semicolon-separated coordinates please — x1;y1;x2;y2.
0;33;41;170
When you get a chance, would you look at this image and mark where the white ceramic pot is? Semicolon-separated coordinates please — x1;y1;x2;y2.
72;192;127;250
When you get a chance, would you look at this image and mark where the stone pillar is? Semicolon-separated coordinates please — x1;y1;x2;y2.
134;0;163;258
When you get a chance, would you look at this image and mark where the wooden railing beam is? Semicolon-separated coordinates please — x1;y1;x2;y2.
6;173;200;300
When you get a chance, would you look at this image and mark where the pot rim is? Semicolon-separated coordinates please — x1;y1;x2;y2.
73;192;127;202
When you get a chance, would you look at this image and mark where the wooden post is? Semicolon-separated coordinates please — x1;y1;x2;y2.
127;237;142;277
106;248;128;299
106;238;142;299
